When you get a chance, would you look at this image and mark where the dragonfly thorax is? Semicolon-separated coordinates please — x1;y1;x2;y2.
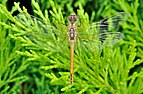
68;26;77;42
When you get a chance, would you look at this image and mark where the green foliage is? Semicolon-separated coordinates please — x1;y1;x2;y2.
0;6;29;93
0;0;143;93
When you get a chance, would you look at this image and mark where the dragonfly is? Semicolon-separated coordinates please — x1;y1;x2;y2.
16;12;128;85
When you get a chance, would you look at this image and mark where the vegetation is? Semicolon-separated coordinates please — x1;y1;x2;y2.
0;0;143;93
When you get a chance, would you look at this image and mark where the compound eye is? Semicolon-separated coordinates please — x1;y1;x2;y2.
73;16;77;21
68;14;78;23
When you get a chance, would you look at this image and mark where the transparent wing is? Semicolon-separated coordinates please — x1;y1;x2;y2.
15;12;128;52
90;12;129;33
76;12;128;51
15;13;68;52
16;12;67;35
76;32;124;51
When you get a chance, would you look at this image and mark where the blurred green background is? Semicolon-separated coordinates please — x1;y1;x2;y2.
0;0;143;94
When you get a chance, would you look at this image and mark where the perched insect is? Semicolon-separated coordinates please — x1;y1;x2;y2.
16;12;128;85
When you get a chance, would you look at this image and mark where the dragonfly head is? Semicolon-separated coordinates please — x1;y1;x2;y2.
68;14;78;24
